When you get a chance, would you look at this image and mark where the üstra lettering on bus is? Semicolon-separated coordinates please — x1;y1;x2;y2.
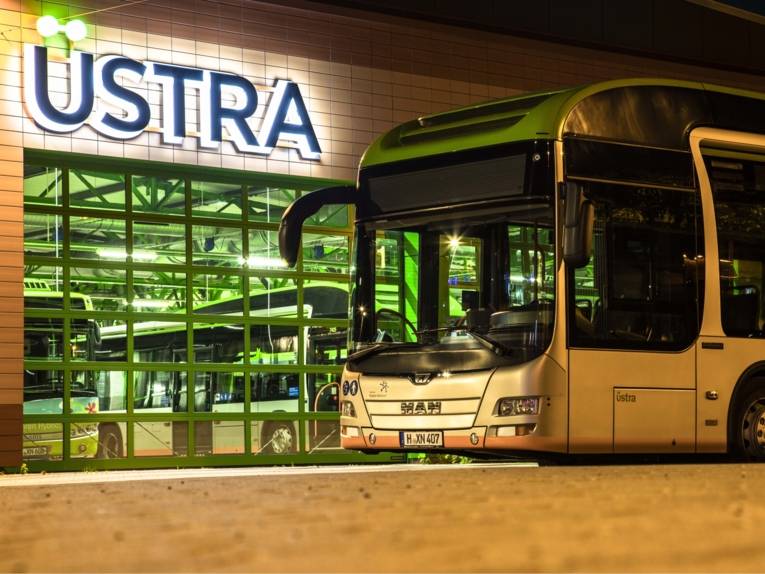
23;44;321;160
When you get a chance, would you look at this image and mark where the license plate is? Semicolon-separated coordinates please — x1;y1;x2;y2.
399;431;444;448
22;446;49;457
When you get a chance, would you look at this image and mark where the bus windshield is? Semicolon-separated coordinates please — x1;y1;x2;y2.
351;201;555;364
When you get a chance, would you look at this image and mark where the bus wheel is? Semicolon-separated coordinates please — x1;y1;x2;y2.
733;385;765;461
263;423;295;454
96;425;123;459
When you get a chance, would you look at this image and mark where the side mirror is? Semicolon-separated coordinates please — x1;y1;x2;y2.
562;181;594;268
278;185;356;267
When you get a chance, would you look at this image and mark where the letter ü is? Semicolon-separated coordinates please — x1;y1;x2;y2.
24;44;94;133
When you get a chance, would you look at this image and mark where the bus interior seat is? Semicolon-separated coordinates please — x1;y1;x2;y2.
722;288;760;336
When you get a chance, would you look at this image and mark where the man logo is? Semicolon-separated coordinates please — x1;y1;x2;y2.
409;373;433;385
401;401;441;415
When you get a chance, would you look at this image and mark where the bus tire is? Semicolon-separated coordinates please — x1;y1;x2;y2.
731;382;765;461
96;424;123;459
262;422;296;454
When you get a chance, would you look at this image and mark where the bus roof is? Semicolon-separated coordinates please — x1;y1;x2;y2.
359;78;765;168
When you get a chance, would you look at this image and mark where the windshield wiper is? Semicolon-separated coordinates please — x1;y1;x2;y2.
416;325;512;356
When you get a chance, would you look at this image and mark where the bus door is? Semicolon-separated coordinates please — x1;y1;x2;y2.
566;179;702;453
691;128;765;453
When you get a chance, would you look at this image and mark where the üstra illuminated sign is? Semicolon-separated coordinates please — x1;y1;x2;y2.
23;44;321;160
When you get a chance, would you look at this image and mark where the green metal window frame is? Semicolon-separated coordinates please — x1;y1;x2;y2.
22;149;400;470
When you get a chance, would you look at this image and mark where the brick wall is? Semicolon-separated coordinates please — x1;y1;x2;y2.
0;0;763;466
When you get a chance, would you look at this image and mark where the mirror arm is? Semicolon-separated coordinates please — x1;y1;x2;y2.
278;185;356;267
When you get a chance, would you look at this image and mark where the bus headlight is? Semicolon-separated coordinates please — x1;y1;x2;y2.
341;400;357;417
497;397;539;417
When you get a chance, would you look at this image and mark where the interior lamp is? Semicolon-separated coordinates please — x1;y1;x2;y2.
36;15;88;42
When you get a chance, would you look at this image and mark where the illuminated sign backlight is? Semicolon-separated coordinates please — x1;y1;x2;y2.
23;44;321;160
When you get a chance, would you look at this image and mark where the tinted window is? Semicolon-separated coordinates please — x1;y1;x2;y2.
366;154;526;214
706;155;765;337
568;183;704;350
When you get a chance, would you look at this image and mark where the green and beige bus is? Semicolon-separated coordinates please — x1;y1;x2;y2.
280;78;765;460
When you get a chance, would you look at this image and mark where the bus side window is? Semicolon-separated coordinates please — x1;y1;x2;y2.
707;155;765;337
569;182;703;349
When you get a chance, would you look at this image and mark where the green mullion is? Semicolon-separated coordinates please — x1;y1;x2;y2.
62;369;71;460
242;213;252;457
26;149;349;190
22;204;64;216
61;177;71;461
22;361;333;375
25;412;311;423
184;177;194;458
22;449;399;473
297;271;349;282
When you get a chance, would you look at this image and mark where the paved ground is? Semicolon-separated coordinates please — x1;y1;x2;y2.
0;462;763;572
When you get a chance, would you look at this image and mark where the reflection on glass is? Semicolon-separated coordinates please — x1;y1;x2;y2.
191;180;242;219
248;277;300;318
252;372;300;410
192;225;242;267
247;186;295;223
305;419;341;451
305;373;339;411
194;371;245;412
69;317;100;362
69;422;107;458
71;370;127;412
24;317;64;360
94;320;127;362
193;274;243;315
70;216;127;261
24;165;62;207
198;421;244;455
69;169;125;210
302;233;349;274
251;419;298;455
22;422;63;461
89;422;126;459
24;212;63;257
302;280;349;320
193;324;244;364
247;229;288;271
70;267;127;312
134;371;185;411
133;421;185;457
306;202;349;228
305;327;347;365
104;322;187;363
249;326;298;364
133;270;186;313
23;370;63;412
132;175;185;215
133;220;186;265
24;266;64;298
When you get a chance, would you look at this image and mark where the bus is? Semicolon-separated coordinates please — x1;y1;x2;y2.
92;283;350;458
279;78;765;460
23;281;101;460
